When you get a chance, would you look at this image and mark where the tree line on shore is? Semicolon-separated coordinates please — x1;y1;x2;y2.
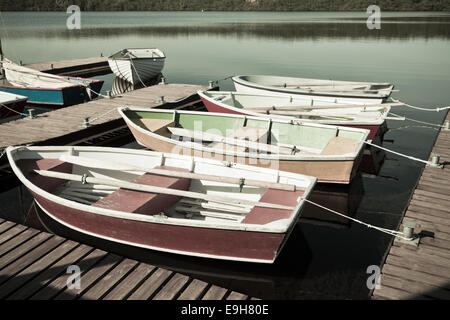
1;0;449;11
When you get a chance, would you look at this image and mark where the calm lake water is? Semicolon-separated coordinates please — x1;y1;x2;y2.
0;11;449;299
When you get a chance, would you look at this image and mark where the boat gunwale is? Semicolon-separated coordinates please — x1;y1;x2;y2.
108;48;167;60
232;75;394;99
198;90;389;126
118;107;370;161
7;145;317;234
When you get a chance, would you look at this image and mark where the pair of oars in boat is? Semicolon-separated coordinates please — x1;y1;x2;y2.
272;83;396;92
167;127;295;155
245;102;404;112
34;155;300;211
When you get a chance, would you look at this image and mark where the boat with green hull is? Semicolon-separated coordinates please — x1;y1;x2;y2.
118;107;370;184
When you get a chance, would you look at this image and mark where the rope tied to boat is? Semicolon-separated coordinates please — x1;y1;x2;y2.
390;98;450;112
0;102;29;117
364;140;442;167
302;199;414;241
128;57;148;89
389;111;445;128
82;107;118;126
209;75;234;87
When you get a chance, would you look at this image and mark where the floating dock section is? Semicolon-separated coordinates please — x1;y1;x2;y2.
372;111;450;300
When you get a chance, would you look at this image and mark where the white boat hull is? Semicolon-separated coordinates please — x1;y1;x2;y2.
108;58;165;85
233;81;385;105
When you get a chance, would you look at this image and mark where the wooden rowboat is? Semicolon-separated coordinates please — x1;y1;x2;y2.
7;146;317;263
118;107;370;184
232;75;395;104
108;48;166;85
198;90;402;141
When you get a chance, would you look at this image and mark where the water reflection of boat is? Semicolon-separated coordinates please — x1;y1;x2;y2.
111;73;162;96
299;173;364;228
360;133;386;176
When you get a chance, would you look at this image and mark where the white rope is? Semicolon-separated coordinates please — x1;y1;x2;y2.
303;199;413;241
0;102;28;117
85;86;110;99
390;98;450;112
389;111;444;128
388;125;440;132
364;140;435;166
128;57;147;88
0;147;6;160
85;107;117;124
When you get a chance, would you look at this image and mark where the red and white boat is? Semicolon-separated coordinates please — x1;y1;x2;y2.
7;146;316;263
198;90;404;141
0;91;27;122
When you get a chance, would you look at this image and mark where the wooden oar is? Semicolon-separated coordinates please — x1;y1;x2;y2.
264;110;405;120
167;127;293;155
245;102;404;112
59;155;299;192
34;170;296;211
175;206;242;221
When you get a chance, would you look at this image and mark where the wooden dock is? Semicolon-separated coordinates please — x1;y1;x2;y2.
0;218;252;300
0;83;209;167
372;110;450;300
25;57;110;77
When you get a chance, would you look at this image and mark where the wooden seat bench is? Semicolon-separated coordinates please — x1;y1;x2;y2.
91;166;191;215
241;188;304;225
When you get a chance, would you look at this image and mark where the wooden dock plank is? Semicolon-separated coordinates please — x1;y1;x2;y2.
127;268;173;300
79;258;138;300
6;244;93;300
0;83;209;151
227;291;249;300
0;240;79;299
381;264;450;290
153;273;190;300
372;111;450;300
0;220;15;234
177;279;209;300
0;231;51;269
102;263;155;300
202;285;229;300
30;248;108;300
25;57;110;77
0;236;66;285
0;224;27;246
54;253;122;300
0;222;253;300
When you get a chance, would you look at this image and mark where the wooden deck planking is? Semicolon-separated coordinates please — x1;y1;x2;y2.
0;223;251;300
372;110;450;300
0;83;209;150
25;57;110;77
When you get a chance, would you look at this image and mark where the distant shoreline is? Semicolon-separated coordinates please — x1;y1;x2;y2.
0;0;449;12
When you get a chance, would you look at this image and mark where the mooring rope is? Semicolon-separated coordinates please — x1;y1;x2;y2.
303;199;413;241
389;111;445;128
390;98;450;112
0;102;29;117
209;75;234;86
83;107;118;125
364;140;437;166
128;57;148;89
